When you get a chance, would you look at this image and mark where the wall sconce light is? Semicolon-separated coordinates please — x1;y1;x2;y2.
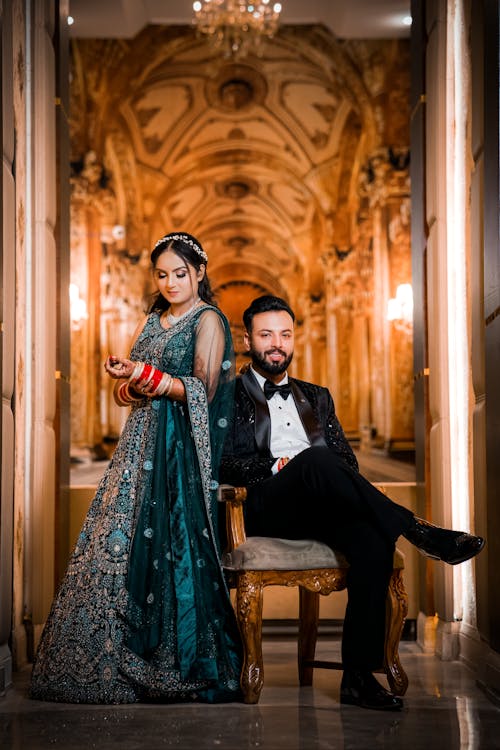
69;283;88;330
387;283;413;331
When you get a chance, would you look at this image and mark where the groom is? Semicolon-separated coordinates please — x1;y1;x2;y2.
219;294;484;711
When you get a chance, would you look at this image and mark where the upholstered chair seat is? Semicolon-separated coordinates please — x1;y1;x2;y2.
223;535;405;572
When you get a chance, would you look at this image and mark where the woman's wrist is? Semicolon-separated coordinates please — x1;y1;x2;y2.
127;362;180;399
115;381;143;406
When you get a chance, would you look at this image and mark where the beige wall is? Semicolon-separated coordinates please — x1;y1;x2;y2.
2;1;69;678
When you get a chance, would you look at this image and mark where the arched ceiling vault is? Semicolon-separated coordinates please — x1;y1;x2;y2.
71;25;408;315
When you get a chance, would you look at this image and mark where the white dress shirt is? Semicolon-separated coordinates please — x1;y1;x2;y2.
251;367;311;472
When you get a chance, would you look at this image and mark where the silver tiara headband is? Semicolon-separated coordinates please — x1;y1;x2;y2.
154;233;208;262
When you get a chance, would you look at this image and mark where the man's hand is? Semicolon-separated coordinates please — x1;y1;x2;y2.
277;457;290;472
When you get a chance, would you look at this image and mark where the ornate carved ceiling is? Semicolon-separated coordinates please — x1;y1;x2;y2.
70;25;409;325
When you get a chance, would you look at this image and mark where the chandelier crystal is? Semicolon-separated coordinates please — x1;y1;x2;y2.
192;0;283;58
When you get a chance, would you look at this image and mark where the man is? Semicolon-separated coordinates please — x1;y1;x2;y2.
220;295;485;712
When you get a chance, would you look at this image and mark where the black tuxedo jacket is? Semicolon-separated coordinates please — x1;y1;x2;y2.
219;368;358;486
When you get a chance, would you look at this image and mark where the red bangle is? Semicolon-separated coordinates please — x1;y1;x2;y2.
134;363;152;385
149;367;164;390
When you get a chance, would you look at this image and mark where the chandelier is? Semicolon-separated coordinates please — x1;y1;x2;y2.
192;0;283;58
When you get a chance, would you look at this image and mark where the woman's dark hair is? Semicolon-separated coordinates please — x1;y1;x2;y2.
148;232;216;313
243;295;295;332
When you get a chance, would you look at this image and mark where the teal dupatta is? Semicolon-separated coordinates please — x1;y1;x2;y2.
122;306;242;701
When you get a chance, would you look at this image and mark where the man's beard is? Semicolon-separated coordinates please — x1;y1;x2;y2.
250;348;294;376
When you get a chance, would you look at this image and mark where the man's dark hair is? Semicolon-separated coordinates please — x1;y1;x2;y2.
243;295;295;331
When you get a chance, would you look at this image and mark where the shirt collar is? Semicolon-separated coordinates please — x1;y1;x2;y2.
251;366;289;391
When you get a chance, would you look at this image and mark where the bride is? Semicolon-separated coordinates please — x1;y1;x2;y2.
30;232;242;704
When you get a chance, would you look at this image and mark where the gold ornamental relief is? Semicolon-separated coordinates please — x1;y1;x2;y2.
280;81;346;154
124;82;193;160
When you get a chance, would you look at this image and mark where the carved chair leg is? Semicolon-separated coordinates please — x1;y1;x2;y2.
236;570;265;704
298;586;320;686
384;568;409;696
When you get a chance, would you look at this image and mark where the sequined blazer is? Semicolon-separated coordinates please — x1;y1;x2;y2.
219;368;358;487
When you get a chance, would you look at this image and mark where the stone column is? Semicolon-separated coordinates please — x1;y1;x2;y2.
29;1;59;641
321;249;340;398
70;153;116;458
363;149;412;454
1;0;16;690
297;292;314;382
69;196;91;454
86;206;105;456
353;312;372;451
54;0;71;585
366;157;392;451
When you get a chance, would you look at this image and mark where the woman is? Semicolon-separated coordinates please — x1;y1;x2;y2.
30;232;242;704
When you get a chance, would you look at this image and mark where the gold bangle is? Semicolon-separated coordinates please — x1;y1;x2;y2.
116;381;142;406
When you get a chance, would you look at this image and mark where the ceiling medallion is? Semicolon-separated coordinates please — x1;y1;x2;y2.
226;236;253;252
192;0;283;58
223;181;250;199
220;78;254;109
216;176;258;199
205;64;267;111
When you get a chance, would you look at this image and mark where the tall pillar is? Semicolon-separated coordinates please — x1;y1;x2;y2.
410;0;435;634
365;150;412;454
353;313;372;450
370;195;392;448
1;0;16;692
298;292;314;382
54;0;71;587
70;154;117;458
480;0;500;689
321;249;340;398
421;0;485;660
29;1;59;642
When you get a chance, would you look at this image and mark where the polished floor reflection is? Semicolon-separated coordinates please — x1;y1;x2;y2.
2;639;499;749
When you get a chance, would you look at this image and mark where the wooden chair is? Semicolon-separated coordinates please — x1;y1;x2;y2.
218;484;409;704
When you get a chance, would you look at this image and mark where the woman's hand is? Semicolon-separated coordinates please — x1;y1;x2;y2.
104;356;136;379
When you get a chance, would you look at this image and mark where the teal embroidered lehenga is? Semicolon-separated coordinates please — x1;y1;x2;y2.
30;305;242;703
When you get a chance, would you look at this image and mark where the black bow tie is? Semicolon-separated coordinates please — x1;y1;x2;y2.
264;380;292;400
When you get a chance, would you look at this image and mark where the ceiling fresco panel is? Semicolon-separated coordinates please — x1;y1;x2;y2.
120;81;194;166
280;80;343;149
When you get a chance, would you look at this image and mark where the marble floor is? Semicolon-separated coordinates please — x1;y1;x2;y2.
2;640;500;749
9;454;494;747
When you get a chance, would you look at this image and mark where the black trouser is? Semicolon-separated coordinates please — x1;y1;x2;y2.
244;446;414;671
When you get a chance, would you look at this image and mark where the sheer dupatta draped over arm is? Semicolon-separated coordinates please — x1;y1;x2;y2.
193;310;227;403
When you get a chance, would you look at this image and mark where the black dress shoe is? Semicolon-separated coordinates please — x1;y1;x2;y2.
403;517;485;565
340;670;403;711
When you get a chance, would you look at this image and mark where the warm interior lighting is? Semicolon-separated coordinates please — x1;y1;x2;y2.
70;283;88;329
402;15;412;26
67;15;74;26
387;283;413;328
192;0;283;58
